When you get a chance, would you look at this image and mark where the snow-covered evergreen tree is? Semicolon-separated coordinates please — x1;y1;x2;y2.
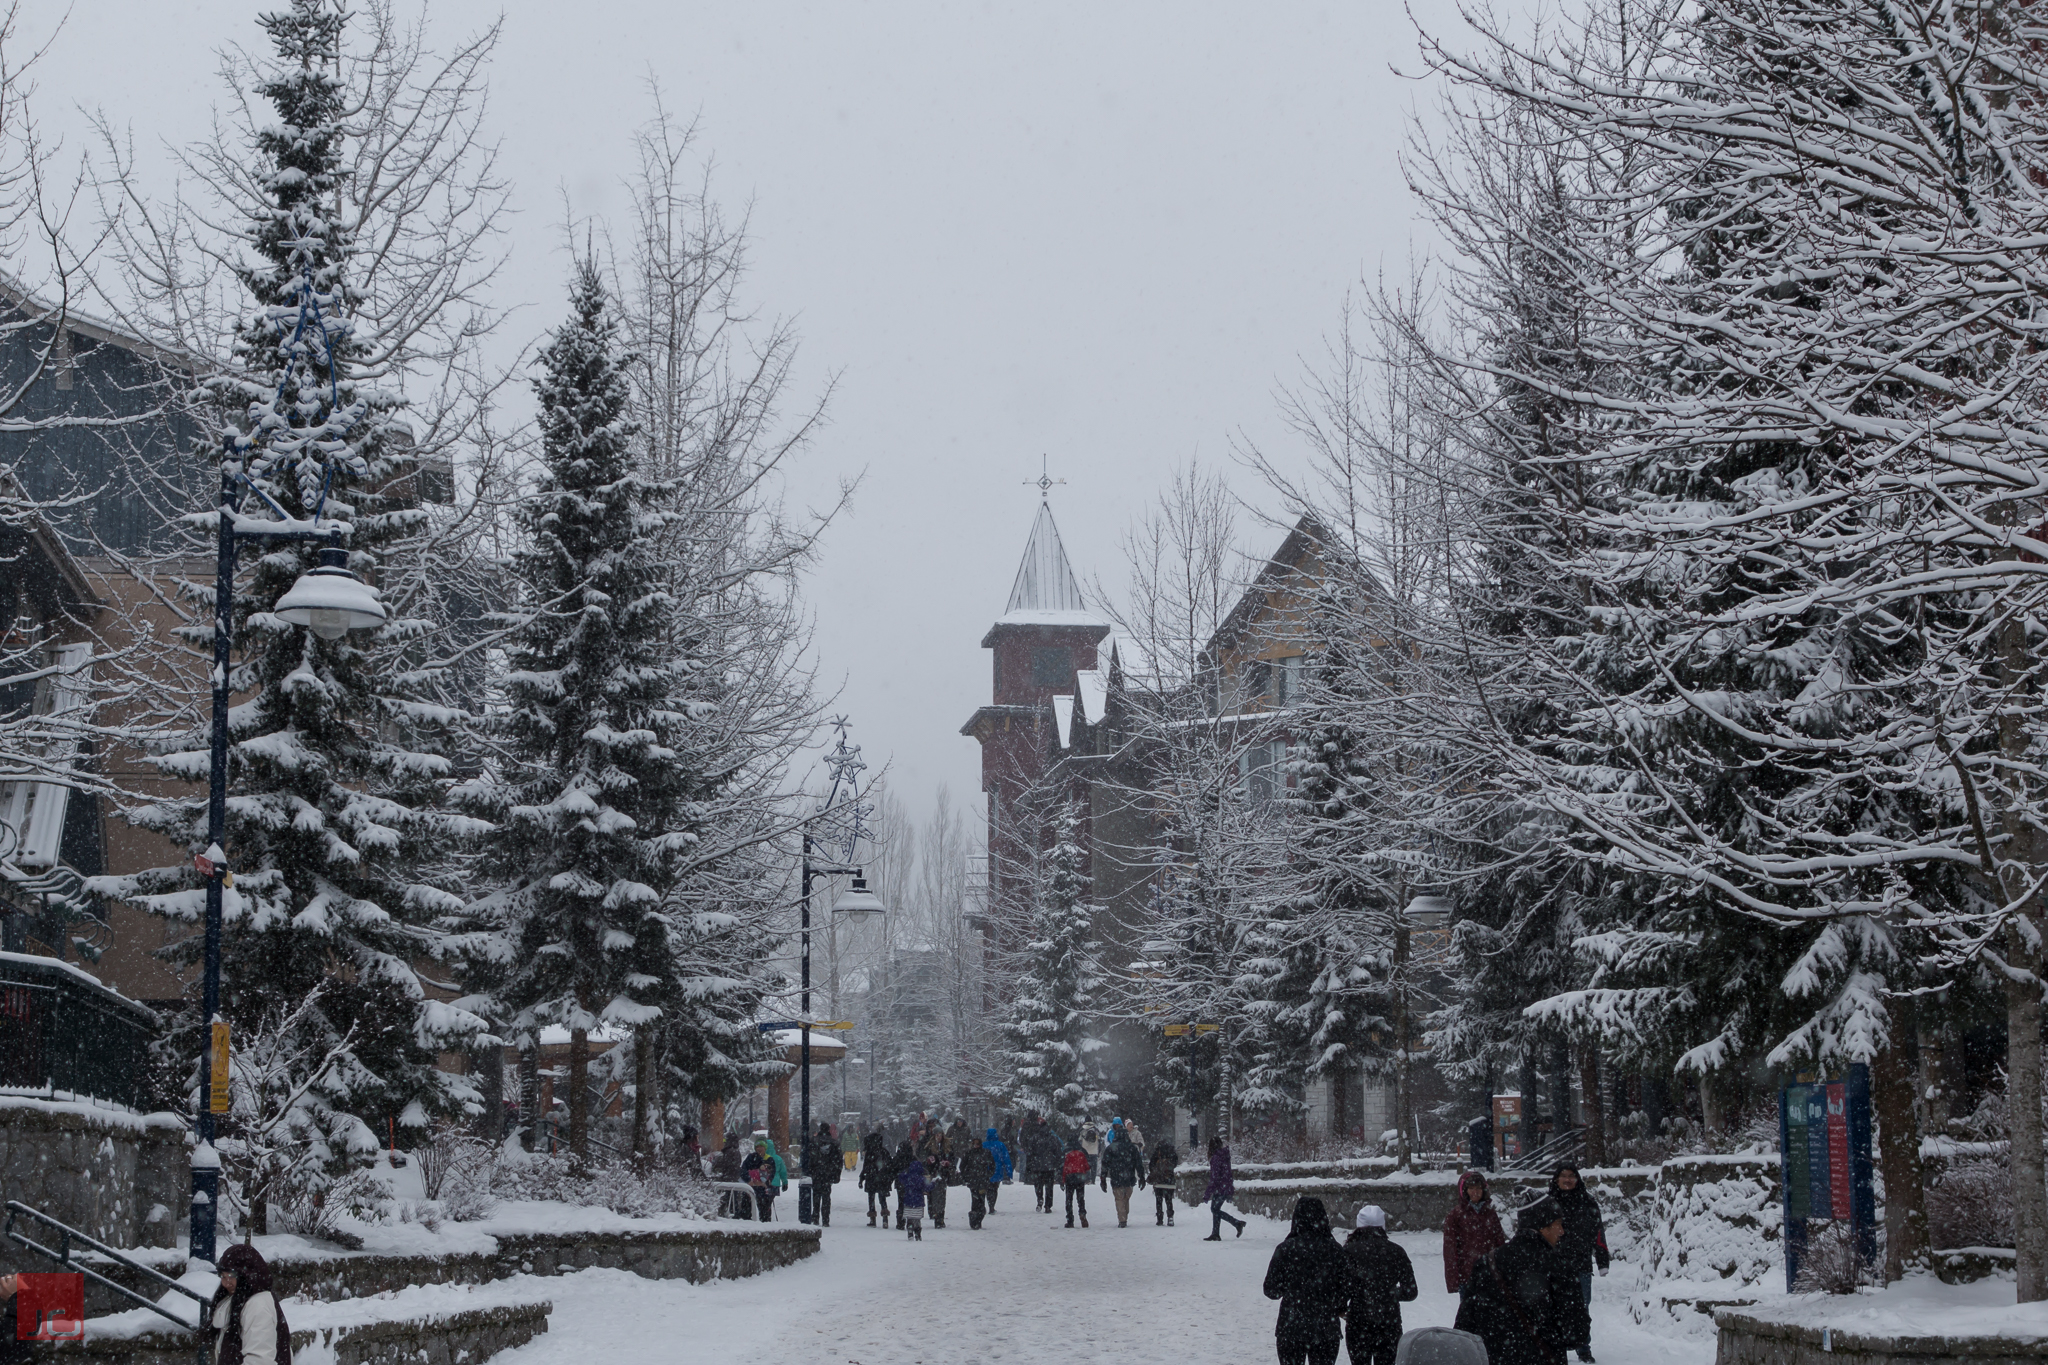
1001;799;1115;1129
94;0;485;1225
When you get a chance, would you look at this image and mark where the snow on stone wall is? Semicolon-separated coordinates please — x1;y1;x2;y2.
1622;1152;1782;1333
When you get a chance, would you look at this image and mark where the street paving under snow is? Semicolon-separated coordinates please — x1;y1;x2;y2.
491;1197;1721;1365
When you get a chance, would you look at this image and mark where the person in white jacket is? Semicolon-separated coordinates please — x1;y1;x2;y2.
209;1244;284;1365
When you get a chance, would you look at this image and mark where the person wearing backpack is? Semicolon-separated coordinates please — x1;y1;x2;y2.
861;1127;894;1227
1060;1137;1093;1228
1343;1206;1418;1365
210;1243;290;1365
1146;1141;1180;1225
1452;1197;1589;1365
1099;1123;1145;1227
805;1122;841;1227
895;1142;928;1241
1025;1115;1063;1212
958;1131;996;1229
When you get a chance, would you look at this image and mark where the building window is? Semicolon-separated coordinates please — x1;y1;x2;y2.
1239;739;1286;806
1032;647;1072;688
1241;658;1271;709
1274;655;1303;707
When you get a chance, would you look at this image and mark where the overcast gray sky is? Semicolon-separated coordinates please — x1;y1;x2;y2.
29;0;1463;834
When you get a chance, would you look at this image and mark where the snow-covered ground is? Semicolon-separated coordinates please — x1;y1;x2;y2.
486;1201;1715;1365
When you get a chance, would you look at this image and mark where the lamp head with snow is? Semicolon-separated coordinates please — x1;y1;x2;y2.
274;545;387;640
831;875;886;915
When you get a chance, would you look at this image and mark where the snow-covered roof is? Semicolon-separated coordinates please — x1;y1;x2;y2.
1004;502;1103;620
993;607;1110;629
1053;694;1075;749
1075;669;1108;725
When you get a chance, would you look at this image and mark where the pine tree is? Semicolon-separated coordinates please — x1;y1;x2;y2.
463;258;753;1160
97;0;483;1226
1001;800;1115;1129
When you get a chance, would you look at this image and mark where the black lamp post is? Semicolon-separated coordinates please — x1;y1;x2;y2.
794;723;883;1225
188;474;385;1266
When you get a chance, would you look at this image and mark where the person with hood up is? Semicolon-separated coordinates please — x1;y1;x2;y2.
1060;1136;1093;1227
744;1137;788;1221
895;1141;928;1240
958;1128;996;1228
712;1134;748;1219
209;1243;288;1365
1203;1133;1247;1240
861;1127;894;1227
1099;1122;1146;1228
982;1126;1013;1212
805;1122;840;1227
921;1122;954;1229
1548;1167;1610;1363
1343;1206;1418;1365
1442;1171;1506;1293
1080;1123;1103;1178
1452;1197;1590;1365
1025;1115;1063;1212
1147;1141;1180;1225
1263;1197;1355;1365
841;1122;861;1171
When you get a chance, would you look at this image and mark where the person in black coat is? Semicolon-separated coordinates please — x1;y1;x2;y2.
1263;1197;1356;1365
1343;1205;1417;1365
860;1128;894;1226
1548;1167;1610;1363
805;1123;840;1227
1453;1197;1590;1365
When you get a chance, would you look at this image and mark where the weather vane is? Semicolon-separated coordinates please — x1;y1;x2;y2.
1025;455;1064;500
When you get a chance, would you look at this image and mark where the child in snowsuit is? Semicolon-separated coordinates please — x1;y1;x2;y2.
1061;1138;1092;1228
896;1149;928;1240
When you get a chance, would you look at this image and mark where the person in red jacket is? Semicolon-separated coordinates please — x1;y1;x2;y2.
1442;1170;1506;1293
1060;1138;1093;1228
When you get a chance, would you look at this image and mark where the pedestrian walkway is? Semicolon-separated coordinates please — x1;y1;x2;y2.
495;1198;1715;1365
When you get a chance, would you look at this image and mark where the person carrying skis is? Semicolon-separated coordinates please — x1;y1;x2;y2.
982;1126;1013;1213
1343;1205;1418;1365
1100;1122;1146;1228
1548;1166;1611;1363
1202;1133;1247;1239
1263;1197;1354;1365
958;1129;995;1229
1443;1171;1506;1293
1452;1197;1590;1365
861;1127;895;1227
1147;1140;1180;1225
895;1141;928;1240
1060;1136;1093;1227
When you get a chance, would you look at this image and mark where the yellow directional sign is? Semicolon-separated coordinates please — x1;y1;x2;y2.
1163;1025;1189;1037
208;1022;231;1114
812;1021;856;1030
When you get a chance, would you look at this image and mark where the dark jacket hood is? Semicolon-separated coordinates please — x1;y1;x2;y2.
1288;1197;1335;1241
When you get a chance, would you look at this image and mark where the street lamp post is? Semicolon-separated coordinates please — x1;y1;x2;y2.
795;723;884;1225
189;474;386;1266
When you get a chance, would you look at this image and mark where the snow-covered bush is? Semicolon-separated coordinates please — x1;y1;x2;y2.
1790;1221;1876;1295
490;1146;715;1219
1927;1154;2010;1252
416;1130;499;1222
310;1171;397;1250
1623;1154;1781;1333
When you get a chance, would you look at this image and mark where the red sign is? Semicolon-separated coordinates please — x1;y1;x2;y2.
1825;1084;1853;1219
17;1273;84;1341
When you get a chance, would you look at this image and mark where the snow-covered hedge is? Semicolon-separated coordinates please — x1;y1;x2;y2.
1622;1151;1781;1333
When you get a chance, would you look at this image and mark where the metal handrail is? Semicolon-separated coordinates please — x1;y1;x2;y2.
1500;1126;1585;1173
5;1200;208;1330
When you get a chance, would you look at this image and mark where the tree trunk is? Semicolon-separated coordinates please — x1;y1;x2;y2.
631;1025;652;1169
518;1044;540;1151
2009;959;2046;1300
568;1027;591;1161
1578;1045;1607;1167
1699;1070;1724;1136
1873;1034;1929;1282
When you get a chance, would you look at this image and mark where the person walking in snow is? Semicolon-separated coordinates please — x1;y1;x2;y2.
896;1142;928;1240
841;1122;861;1172
1203;1134;1247;1240
1443;1171;1507;1293
1548;1167;1610;1363
982;1126;1013;1212
958;1129;996;1228
862;1127;895;1227
1025;1115;1063;1212
924;1124;954;1229
1060;1137;1093;1227
1080;1122;1103;1179
1452;1197;1589;1365
1100;1123;1145;1228
712;1134;749;1219
745;1137;788;1221
1147;1141;1180;1225
1126;1117;1147;1155
1343;1205;1417;1365
806;1121;840;1227
1263;1197;1355;1365
209;1243;289;1365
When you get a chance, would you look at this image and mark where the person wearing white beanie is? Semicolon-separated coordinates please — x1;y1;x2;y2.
1343;1204;1417;1365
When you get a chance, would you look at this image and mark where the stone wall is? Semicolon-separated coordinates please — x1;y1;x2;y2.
0;1100;187;1264
1715;1310;2043;1365
1193;1169;1656;1233
64;1303;551;1365
269;1225;821;1301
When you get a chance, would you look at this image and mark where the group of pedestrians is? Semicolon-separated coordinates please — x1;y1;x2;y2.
1261;1164;1609;1365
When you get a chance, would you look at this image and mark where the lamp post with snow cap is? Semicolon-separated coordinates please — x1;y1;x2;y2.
796;721;884;1224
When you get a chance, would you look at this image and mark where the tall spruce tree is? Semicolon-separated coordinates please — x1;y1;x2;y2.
1001;800;1115;1129
98;0;484;1226
464;259;723;1159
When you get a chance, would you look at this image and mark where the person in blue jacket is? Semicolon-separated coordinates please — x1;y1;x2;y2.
983;1126;1013;1213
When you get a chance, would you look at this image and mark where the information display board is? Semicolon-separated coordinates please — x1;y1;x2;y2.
1777;1064;1876;1289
